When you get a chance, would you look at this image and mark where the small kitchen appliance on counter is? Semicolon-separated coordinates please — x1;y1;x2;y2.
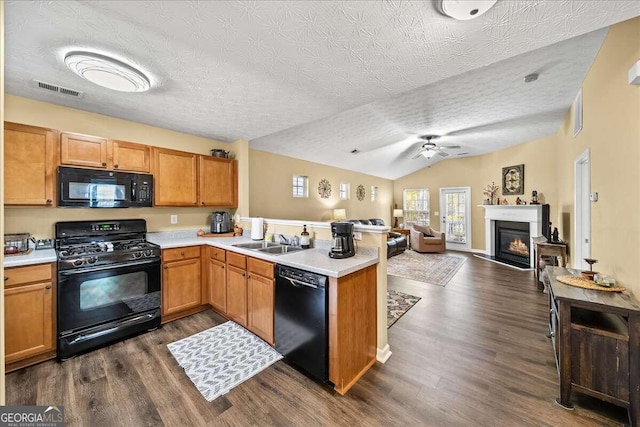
329;222;356;259
210;211;230;234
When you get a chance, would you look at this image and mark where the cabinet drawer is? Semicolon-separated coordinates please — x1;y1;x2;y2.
5;264;52;287
209;247;226;262
227;251;246;269
163;246;201;262
248;257;274;279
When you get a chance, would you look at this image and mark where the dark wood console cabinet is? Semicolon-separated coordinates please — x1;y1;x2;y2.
547;267;640;426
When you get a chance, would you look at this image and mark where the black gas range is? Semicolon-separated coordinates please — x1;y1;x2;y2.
55;219;161;360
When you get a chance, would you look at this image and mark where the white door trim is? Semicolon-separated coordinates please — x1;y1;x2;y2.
439;186;472;252
574;149;591;269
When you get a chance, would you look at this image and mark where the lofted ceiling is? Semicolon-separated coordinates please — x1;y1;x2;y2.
4;1;640;179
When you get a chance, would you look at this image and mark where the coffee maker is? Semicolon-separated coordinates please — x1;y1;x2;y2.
329;222;356;259
210;211;230;234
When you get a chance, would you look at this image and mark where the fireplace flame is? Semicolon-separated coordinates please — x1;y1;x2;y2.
508;239;529;256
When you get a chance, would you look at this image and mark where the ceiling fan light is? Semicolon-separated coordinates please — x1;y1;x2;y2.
64;51;150;93
422;150;436;159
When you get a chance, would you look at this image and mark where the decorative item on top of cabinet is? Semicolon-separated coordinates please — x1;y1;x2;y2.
4;263;56;372
153;147;199;206
60;131;109;169
198;155;238;207
4;122;56;206
161;246;205;323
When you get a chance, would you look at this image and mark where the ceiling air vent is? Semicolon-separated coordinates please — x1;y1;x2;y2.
33;80;84;98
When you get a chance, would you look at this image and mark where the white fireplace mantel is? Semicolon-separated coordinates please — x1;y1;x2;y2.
478;205;543;267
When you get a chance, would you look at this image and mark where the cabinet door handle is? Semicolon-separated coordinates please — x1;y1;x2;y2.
242;272;245;277
180;251;185;256
46;199;52;204
4;276;8;281
163;266;168;270
114;164;119;169
201;202;205;205
102;162;107;167
45;285;52;290
222;265;225;269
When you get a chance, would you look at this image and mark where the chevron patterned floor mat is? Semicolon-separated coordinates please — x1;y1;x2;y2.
167;321;282;401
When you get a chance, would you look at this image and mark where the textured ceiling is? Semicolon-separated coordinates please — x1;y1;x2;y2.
4;1;640;179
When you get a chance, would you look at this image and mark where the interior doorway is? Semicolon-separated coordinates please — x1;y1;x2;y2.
574;149;591;269
439;187;471;252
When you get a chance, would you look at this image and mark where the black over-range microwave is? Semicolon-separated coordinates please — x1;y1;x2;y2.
58;166;153;208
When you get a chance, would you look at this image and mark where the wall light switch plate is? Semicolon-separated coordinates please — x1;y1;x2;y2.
353;231;362;241
589;192;598;202
170;215;178;224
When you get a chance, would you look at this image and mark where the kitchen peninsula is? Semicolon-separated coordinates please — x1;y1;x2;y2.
146;230;380;395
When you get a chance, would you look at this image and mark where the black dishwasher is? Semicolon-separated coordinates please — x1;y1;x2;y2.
275;264;329;383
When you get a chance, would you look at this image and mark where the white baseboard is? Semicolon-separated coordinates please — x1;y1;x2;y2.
376;344;392;363
471;248;488;255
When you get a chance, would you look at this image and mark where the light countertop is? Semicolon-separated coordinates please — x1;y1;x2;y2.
147;230;379;278
3;249;57;268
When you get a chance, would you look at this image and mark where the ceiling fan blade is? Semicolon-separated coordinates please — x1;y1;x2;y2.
437;151;449;157
441;145;461;149
411;151;425;159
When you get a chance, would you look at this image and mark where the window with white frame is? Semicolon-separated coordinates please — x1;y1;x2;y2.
403;188;430;226
339;182;350;200
292;175;308;198
371;186;378;202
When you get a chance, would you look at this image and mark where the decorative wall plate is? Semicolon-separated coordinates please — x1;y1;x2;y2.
356;184;366;201
318;179;331;199
502;164;524;195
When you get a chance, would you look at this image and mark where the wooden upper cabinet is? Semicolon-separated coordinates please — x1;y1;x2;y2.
198;156;238;207
153;148;198;206
111;140;151;173
60;131;109;169
4;122;56;206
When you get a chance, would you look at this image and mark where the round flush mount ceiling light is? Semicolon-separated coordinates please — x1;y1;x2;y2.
437;0;498;21
64;51;150;92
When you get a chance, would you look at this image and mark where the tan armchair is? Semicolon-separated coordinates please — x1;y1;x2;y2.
410;225;446;253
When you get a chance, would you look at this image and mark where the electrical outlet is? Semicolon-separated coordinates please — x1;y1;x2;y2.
170;215;178;224
353;231;362;241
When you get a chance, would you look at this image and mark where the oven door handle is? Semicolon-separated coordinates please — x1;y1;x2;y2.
59;259;160;276
67;313;156;345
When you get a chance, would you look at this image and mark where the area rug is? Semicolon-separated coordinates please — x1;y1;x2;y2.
387;289;421;328
167;321;282;401
387;251;466;287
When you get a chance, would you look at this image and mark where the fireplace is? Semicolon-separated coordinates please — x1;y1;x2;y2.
494;221;530;268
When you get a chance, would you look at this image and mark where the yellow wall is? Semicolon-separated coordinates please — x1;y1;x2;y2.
555;17;640;297
3;95;243;238
393;133;558;251
249;149;394;224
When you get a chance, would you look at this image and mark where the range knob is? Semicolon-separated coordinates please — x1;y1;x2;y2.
73;259;84;267
134;251;143;258
87;256;98;264
144;249;153;257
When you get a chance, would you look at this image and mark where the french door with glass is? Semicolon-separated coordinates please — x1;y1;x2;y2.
439;187;471;251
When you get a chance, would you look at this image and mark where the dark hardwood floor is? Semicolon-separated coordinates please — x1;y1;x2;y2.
6;253;629;426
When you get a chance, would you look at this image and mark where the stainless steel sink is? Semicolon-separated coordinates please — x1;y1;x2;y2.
232;241;280;249
255;245;305;255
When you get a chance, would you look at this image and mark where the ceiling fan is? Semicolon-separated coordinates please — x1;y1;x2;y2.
411;135;461;159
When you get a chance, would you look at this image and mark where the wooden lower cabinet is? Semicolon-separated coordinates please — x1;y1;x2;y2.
207;249;227;313
4;263;56;371
247;258;275;345
226;265;248;327
329;264;378;395
162;247;204;322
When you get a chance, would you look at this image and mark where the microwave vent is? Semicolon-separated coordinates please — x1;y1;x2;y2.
33;80;84;98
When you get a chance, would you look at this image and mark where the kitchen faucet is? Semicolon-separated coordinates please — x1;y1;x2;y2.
278;234;289;245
